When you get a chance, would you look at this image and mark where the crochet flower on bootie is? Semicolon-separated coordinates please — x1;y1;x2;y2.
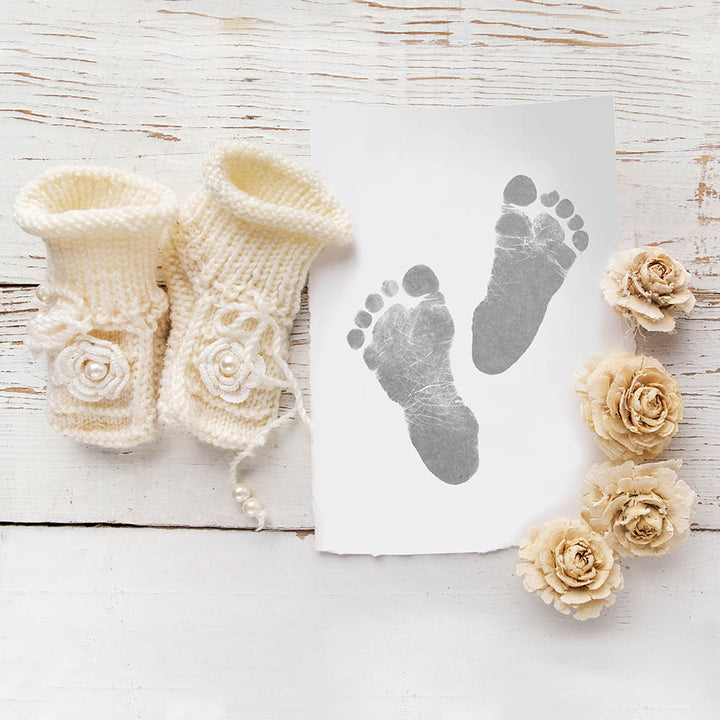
52;334;131;403
196;301;273;405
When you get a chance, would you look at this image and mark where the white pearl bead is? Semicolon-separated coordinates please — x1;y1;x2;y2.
232;483;252;504
218;350;241;377
36;285;53;303
242;497;264;518
84;360;109;381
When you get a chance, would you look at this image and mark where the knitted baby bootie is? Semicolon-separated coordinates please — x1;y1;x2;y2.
159;142;353;463
15;167;177;448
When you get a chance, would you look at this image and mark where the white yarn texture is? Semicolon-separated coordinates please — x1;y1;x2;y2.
158;141;353;456
15;166;177;449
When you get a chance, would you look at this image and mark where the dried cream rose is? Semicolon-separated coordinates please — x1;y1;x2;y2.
517;519;624;621
602;246;695;332
576;350;682;461
582;460;696;557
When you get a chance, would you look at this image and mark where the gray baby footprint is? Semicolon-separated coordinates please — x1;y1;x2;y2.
471;175;589;375
347;264;479;486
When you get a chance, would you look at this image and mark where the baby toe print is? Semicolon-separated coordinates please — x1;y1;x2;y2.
347;264;479;486
472;175;590;375
354;310;372;328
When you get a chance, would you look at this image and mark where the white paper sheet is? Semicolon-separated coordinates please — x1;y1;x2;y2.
309;97;627;555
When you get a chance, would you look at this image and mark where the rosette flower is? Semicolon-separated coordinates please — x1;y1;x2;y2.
517;519;624;621
582;460;696;557
52;335;130;403
576;350;683;461
196;337;268;404
602;246;695;332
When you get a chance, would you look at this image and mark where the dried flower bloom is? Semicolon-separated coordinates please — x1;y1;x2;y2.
582;459;695;557
517;519;624;621
576;350;682;461
602;246;695;332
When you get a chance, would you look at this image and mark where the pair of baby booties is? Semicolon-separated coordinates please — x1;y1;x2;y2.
15;142;353;477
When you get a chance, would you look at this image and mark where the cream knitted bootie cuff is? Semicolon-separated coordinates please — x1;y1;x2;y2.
159;142;353;455
15;167;177;448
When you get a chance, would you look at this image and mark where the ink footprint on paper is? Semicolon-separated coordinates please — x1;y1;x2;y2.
347;264;479;486
471;174;590;375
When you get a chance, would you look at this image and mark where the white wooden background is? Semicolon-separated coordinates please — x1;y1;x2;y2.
1;1;719;717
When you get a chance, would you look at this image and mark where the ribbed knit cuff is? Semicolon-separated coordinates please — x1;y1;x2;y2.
15;166;177;320
177;142;353;317
203;141;353;248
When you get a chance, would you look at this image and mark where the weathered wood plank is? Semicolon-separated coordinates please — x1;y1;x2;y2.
2;0;720;282
0;525;718;718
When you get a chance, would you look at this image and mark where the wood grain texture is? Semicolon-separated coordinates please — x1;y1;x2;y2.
0;525;718;719
2;0;720;283
1;1;719;716
2;0;719;531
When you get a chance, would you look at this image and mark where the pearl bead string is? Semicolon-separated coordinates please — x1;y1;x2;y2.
232;481;266;531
